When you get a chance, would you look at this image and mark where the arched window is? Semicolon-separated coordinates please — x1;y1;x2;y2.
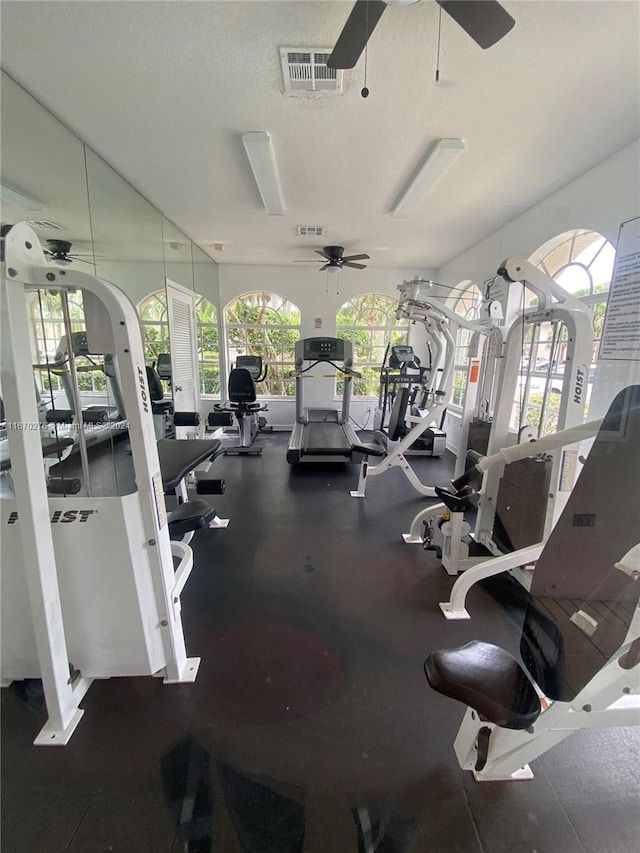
336;294;409;397
451;282;482;408
531;229;613;365
30;290;106;394
138;290;220;395
513;230;614;434
224;292;301;396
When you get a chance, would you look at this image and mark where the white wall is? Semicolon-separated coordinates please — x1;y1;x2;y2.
435;140;639;288
435;140;640;452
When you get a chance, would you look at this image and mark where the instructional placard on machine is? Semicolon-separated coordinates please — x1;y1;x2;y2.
600;216;640;361
152;471;168;529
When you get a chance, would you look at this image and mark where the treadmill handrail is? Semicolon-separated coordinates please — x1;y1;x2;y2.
293;359;361;378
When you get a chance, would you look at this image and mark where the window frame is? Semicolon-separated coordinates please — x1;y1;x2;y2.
515;230;614;434
30;290;108;397
449;283;483;412
335;293;410;398
138;290;221;396
224;291;301;398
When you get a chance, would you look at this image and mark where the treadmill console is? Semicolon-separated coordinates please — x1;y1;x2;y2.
295;337;354;369
301;338;347;361
54;331;91;362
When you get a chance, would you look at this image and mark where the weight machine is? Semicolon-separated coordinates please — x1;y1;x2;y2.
424;385;640;782
350;278;492;499
1;224;201;744
403;257;594;581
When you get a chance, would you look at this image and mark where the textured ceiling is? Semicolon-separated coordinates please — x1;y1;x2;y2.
1;1;639;268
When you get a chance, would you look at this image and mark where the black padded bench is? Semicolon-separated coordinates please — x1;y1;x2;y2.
157;438;223;492
157;438;226;540
168;499;218;540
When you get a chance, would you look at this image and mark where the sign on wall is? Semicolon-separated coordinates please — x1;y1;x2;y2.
600;216;640;362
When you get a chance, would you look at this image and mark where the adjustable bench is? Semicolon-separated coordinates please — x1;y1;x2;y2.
157;438;229;542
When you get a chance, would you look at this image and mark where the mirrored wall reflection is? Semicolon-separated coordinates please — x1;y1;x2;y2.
0;70;220;500
85;147;165;306
0;73;93;268
193;244;222;396
163;216;194;291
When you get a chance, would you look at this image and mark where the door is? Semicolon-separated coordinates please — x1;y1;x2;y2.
166;279;200;430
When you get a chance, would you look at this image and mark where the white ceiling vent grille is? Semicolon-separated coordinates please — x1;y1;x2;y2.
23;219;66;232
280;48;344;96
297;226;325;237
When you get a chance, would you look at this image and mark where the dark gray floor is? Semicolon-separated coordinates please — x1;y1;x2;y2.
2;433;639;853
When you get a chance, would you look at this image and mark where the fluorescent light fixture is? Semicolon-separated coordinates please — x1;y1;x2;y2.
391;138;465;218
242;131;286;216
0;181;42;211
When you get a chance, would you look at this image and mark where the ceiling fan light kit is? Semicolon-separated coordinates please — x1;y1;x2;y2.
241;131;286;216
44;239;97;265
294;246;370;272
391;137;465;218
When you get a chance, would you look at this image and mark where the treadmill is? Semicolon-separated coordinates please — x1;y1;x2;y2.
286;337;360;464
36;331;128;448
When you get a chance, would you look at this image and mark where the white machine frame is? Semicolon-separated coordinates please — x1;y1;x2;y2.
403;257;594;578
1;224;200;745
350;279;492;499
431;417;603;618
454;582;639;781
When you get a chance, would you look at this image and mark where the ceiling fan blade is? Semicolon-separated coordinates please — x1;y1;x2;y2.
318;263;331;271
293;259;323;263
343;261;368;270
327;0;388;70
436;0;515;49
341;253;370;262
315;249;332;260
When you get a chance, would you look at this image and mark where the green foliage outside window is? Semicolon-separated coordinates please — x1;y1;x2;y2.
31;291;107;394
139;290;221;395
336;294;409;397
225;292;301;396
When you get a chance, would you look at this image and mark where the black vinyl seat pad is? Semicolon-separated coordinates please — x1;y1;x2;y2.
425;640;542;730
157;438;222;492
168;498;217;538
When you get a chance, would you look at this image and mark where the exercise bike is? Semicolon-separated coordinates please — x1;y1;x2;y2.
209;356;269;455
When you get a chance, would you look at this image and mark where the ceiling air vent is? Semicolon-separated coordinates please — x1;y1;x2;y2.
297;226;325;237
280;48;344;96
23;220;66;232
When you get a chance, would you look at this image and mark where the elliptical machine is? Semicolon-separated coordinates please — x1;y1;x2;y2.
375;344;445;455
209;356;269;455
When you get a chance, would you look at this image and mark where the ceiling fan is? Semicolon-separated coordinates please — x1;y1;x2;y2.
327;0;516;70
294;246;370;272
44;239;99;266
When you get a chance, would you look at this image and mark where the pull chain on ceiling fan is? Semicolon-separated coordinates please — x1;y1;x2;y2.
327;0;516;71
